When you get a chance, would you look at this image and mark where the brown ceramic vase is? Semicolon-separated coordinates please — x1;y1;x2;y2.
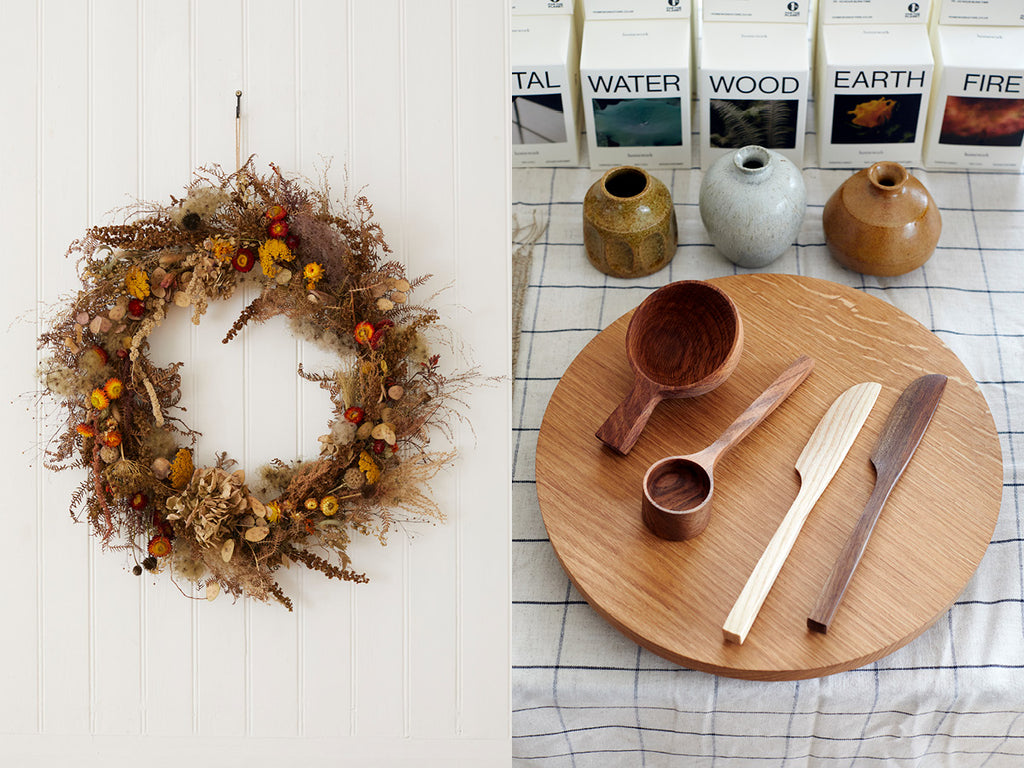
583;166;678;279
822;161;941;277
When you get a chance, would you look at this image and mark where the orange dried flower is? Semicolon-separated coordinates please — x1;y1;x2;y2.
344;406;365;424
147;535;172;558
103;377;124;400
354;321;374;346
90;388;110;410
266;204;287;221
102;430;122;448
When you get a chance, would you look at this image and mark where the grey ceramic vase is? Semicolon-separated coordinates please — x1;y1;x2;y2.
699;145;806;269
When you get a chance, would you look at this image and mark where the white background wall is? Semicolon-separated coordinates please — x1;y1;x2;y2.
0;1;511;764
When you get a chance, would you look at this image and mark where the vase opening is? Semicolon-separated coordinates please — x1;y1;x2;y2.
868;162;908;193
604;167;649;199
733;146;771;175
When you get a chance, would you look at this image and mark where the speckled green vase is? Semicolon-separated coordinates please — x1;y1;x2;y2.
583;166;678;279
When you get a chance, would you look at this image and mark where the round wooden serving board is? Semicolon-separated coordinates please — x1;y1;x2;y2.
536;274;1003;680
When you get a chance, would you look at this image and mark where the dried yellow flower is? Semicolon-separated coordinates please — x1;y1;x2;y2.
206;236;236;261
258;239;293;278
125;265;150;299
169;448;194;490
266;501;282;523
359;451;381;485
303;261;324;290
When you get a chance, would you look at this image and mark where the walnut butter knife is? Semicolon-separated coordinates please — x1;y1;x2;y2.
723;381;882;645
807;373;947;634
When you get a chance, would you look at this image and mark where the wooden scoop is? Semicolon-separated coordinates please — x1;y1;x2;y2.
596;281;744;455
642;356;814;541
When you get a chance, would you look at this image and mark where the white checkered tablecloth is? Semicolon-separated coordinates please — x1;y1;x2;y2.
511;138;1024;765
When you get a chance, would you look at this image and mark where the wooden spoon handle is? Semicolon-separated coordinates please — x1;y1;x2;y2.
596;376;664;455
700;356;814;467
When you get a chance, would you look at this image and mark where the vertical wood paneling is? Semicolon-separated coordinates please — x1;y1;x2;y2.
348;1;407;740
401;0;462;739
294;0;356;740
243;0;303;738
139;0;197;737
89;0;145;736
189;0;248;737
452;0;513;738
38;0;93;736
1;0;510;760
0;0;42;734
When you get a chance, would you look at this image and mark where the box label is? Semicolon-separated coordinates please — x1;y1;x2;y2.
584;0;689;18
820;0;929;24
583;70;689;167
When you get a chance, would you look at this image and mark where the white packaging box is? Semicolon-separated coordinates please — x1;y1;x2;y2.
935;0;1024;26
579;19;692;169
511;15;582;167
703;0;811;23
512;0;574;15
820;0;932;24
816;24;934;168
697;21;810;169
924;25;1024;170
583;0;690;19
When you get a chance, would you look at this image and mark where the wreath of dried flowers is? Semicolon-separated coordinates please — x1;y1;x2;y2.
37;160;474;610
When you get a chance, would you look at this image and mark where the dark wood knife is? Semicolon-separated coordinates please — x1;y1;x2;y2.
807;373;947;634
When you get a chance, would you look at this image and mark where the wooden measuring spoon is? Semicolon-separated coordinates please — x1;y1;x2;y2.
641;356;814;541
596;280;744;455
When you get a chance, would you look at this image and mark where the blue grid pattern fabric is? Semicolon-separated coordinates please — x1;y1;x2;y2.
511;151;1024;765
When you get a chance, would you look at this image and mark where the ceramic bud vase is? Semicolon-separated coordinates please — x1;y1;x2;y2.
822;161;941;277
698;145;806;269
583;166;678;279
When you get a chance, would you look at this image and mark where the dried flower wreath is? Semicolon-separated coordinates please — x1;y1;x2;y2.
37;160;474;610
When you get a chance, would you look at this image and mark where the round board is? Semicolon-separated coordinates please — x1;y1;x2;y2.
535;273;1003;680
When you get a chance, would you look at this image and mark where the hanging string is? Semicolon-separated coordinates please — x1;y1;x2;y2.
235;90;243;173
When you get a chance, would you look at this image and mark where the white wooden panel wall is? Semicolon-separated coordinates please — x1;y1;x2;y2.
0;1;511;764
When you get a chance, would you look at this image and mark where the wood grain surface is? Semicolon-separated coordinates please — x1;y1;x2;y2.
535;274;1003;680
